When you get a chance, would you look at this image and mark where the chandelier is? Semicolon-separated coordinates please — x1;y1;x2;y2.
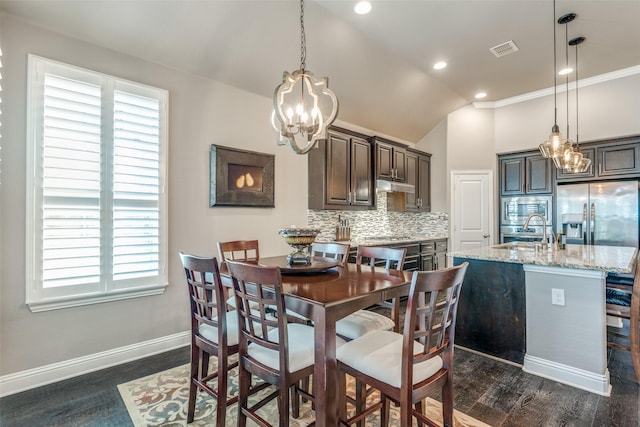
539;0;570;164
272;0;339;155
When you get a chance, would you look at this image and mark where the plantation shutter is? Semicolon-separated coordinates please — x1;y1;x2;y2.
27;55;168;311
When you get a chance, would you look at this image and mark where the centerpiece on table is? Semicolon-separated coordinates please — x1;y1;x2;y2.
278;227;320;265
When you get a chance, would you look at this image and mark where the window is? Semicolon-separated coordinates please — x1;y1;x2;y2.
26;55;168;312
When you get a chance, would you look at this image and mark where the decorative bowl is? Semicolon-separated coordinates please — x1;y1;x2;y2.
278;228;320;265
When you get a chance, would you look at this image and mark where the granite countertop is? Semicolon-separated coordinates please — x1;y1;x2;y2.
449;243;638;274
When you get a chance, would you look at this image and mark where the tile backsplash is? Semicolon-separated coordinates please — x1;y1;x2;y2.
308;191;448;241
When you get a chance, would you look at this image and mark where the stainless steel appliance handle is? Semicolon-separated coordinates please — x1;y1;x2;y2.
583;203;588;245
591;203;595;245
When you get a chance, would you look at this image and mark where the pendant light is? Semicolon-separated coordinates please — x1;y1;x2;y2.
564;36;592;173
539;0;570;162
552;12;577;170
272;0;339;155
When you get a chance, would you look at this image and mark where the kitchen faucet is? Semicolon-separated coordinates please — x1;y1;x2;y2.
522;213;548;245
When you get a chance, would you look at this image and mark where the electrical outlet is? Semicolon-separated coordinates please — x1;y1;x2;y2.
551;288;565;306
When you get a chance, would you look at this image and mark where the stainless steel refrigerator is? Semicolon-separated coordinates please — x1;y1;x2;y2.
556;181;639;248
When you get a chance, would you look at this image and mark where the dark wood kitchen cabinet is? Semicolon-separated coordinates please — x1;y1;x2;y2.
374;137;407;182
308;127;374;210
556;135;640;182
406;149;431;212
500;152;553;196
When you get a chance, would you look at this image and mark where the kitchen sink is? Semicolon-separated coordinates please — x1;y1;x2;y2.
493;242;554;252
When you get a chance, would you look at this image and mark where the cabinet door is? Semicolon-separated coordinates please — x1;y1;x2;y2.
393;147;407;182
500;156;525;195
596;143;640;178
525;155;553;194
405;152;419;211
376;142;394;180
556;147;595;182
325;131;351;206
350;136;374;207
417;154;431;211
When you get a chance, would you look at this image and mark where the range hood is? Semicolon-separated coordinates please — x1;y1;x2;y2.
376;179;415;193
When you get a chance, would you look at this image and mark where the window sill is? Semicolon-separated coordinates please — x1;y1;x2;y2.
26;284;168;313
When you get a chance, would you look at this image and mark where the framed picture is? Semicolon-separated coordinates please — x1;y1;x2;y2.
210;145;275;207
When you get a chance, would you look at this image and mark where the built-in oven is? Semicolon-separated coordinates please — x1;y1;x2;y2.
501;195;553;226
500;195;553;243
500;225;550;243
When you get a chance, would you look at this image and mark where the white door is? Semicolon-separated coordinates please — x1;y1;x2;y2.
450;171;493;251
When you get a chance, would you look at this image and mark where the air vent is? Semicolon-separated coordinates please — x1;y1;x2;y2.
490;40;519;58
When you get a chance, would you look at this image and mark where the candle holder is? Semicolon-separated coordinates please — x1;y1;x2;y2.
278;228;320;265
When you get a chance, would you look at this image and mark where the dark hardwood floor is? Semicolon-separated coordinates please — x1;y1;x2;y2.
1;342;637;426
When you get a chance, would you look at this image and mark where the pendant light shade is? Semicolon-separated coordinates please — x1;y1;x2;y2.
272;0;339;155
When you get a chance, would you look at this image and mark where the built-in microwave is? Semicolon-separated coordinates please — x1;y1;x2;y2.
500;195;553;226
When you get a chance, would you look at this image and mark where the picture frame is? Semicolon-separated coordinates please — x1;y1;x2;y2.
210;145;275;207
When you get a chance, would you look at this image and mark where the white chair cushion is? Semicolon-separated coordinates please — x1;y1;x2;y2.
336;330;443;388
248;323;347;373
335;310;395;340
199;311;241;346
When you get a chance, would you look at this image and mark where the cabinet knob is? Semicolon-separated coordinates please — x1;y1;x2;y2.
483;234;490;238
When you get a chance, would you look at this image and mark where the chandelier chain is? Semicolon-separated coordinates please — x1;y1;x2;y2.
300;0;306;71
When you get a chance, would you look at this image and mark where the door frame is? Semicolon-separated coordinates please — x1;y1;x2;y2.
449;170;495;251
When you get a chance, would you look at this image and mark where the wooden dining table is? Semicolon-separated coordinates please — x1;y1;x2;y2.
219;255;411;427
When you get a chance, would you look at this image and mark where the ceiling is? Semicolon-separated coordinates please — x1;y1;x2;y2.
2;0;639;143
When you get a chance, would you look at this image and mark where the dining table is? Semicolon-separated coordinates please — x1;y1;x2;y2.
219;255;411;427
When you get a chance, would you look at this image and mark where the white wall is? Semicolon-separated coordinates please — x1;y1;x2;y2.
0;14;307;376
494;72;640;154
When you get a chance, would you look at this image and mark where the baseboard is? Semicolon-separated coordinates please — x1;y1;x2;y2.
523;353;611;396
0;331;190;397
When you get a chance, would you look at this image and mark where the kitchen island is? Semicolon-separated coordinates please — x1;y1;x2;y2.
449;242;637;396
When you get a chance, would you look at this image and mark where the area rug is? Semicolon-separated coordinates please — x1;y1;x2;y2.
118;361;492;426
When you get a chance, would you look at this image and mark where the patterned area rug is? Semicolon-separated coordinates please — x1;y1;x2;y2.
118;361;492;426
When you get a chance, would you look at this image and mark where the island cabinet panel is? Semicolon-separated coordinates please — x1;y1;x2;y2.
452;258;526;364
308;127;374;210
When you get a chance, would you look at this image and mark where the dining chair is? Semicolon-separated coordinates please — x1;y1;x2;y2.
226;259;347;426
335;246;407;341
310;241;351;265
336;262;468;427
605;255;640;383
178;252;268;425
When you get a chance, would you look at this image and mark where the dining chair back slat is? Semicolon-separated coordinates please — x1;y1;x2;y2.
311;242;351;266
356;246;406;271
217;240;260;266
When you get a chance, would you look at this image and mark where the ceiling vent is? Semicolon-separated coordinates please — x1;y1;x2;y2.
490;40;520;58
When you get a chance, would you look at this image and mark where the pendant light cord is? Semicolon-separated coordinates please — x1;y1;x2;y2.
300;0;306;72
575;41;580;147
553;0;558;127
565;19;570;141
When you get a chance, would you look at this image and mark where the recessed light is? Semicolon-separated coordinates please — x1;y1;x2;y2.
559;67;573;75
433;61;447;70
354;1;372;15
475;92;487;99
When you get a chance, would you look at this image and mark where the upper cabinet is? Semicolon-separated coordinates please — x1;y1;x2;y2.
374;137;407;182
405;149;431;212
556;136;640;182
500;152;553;195
308;127;375;210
